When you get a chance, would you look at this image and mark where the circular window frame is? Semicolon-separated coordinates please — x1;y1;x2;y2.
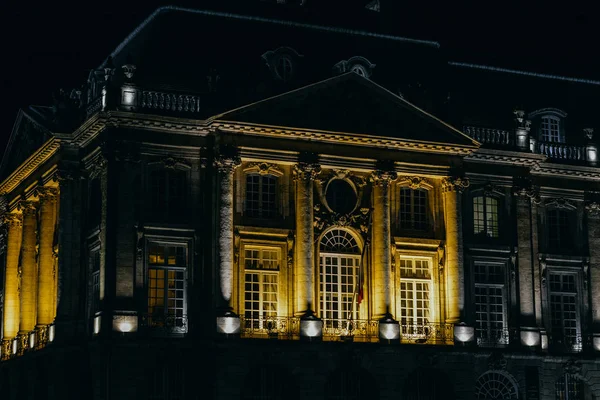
350;64;369;78
274;55;294;82
324;178;359;215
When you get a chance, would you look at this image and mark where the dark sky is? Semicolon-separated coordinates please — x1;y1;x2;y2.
1;1;598;156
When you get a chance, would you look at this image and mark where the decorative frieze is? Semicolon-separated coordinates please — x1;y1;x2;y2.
314;205;371;237
397;176;430;190
544;197;576;210
244;162;283;176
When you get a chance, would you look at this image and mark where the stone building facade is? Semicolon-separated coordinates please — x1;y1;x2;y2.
1;3;600;399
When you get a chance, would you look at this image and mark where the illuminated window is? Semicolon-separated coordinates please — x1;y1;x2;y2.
244;247;280;330
147;243;188;332
549;272;581;352
555;374;585;400
319;229;361;332
474;263;508;346
149;169;187;221
475;371;518;399
399;188;428;230
473;195;499;238
547;209;572;250
542;116;562;143
245;174;277;218
399;256;431;339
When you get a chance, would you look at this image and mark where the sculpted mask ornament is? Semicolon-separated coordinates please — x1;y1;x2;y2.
293;162;321;181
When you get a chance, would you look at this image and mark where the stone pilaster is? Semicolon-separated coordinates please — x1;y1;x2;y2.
18;200;38;351
36;187;59;328
293;161;320;314
441;176;469;324
513;182;540;329
586;199;600;331
215;152;241;309
370;168;397;318
1;213;22;359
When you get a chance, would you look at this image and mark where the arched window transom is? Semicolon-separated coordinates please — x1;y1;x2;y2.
320;229;360;254
475;371;519;399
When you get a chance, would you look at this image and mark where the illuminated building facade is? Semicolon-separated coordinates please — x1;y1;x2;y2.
1;3;600;399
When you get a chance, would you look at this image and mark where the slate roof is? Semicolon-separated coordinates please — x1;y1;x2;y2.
213;72;478;148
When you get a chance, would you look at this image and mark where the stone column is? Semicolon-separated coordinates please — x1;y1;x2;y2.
18;201;38;352
293;161;321;314
215;153;241;309
36;187;59;332
1;213;22;359
442;177;469;324
586;200;600;332
514;184;537;329
370;169;397;318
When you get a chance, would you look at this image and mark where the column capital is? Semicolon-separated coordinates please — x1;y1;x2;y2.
397;176;430;190
586;202;600;217
17;200;38;216
441;176;469;193
35;186;59;202
214;154;241;173
3;213;22;227
370;169;397;187
293;162;321;181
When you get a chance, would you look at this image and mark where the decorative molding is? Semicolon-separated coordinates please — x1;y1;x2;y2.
544;197;576;210
214;122;477;156
35;187;59;202
162;156;191;170
214;153;241;174
314;206;371;238
487;352;507;370
243;162;284;177
396;176;432;190
441;176;469;193
3;213;23;227
17;200;38;216
293;162;321;181
370;168;397;187
512;177;541;204
0;138;61;196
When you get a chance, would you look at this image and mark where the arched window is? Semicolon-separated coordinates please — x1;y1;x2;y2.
245;173;278;218
475;371;518;399
473;194;499;238
324;366;378;400
319;229;361;331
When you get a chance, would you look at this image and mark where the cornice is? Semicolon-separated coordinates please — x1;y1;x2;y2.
0;138;61;196
532;162;600;181
213;121;477;156
465;148;546;167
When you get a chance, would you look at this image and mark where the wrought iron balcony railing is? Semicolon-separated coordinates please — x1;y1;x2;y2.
476;328;511;348
139;313;188;335
548;332;585;353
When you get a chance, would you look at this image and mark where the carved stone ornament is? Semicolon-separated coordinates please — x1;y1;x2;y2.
314;205;371;238
3;213;23;227
441;176;469;193
245;162;283;176
162;157;190;170
584;128;594;141
87;154;108;179
487;351;507;370
370;169;398;186
214;153;241;174
293;162;321;181
122;63;136;80
0;339;11;360
398;176;430;190
545;198;575;210
513;177;541;204
17;200;38;216
514;109;532;131
564;359;582;375
585;201;600;217
35;187;59;202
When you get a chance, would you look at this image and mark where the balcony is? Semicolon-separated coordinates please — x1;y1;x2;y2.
239;316;453;344
476;327;512;348
139;313;188;336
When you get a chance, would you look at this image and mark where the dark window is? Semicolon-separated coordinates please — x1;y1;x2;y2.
549;273;580;352
149;169;187;221
88;178;101;228
400;188;428;230
547;209;572;250
245;174;278;218
555;374;584;400
473;195;499;238
326;179;357;215
474;263;508;346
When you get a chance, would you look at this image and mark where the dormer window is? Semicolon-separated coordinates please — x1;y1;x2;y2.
541;116;561;142
262;47;303;83
332;56;376;79
351;64;368;78
274;55;293;82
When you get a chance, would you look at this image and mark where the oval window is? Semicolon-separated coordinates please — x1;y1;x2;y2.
325;179;357;214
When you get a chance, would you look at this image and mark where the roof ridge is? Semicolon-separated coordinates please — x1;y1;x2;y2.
449;61;600;86
99;5;440;68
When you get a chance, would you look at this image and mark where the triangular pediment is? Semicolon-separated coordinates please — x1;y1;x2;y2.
212;73;478;149
0;108;53;182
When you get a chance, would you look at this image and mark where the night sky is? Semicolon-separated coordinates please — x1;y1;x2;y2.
1;1;598;156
